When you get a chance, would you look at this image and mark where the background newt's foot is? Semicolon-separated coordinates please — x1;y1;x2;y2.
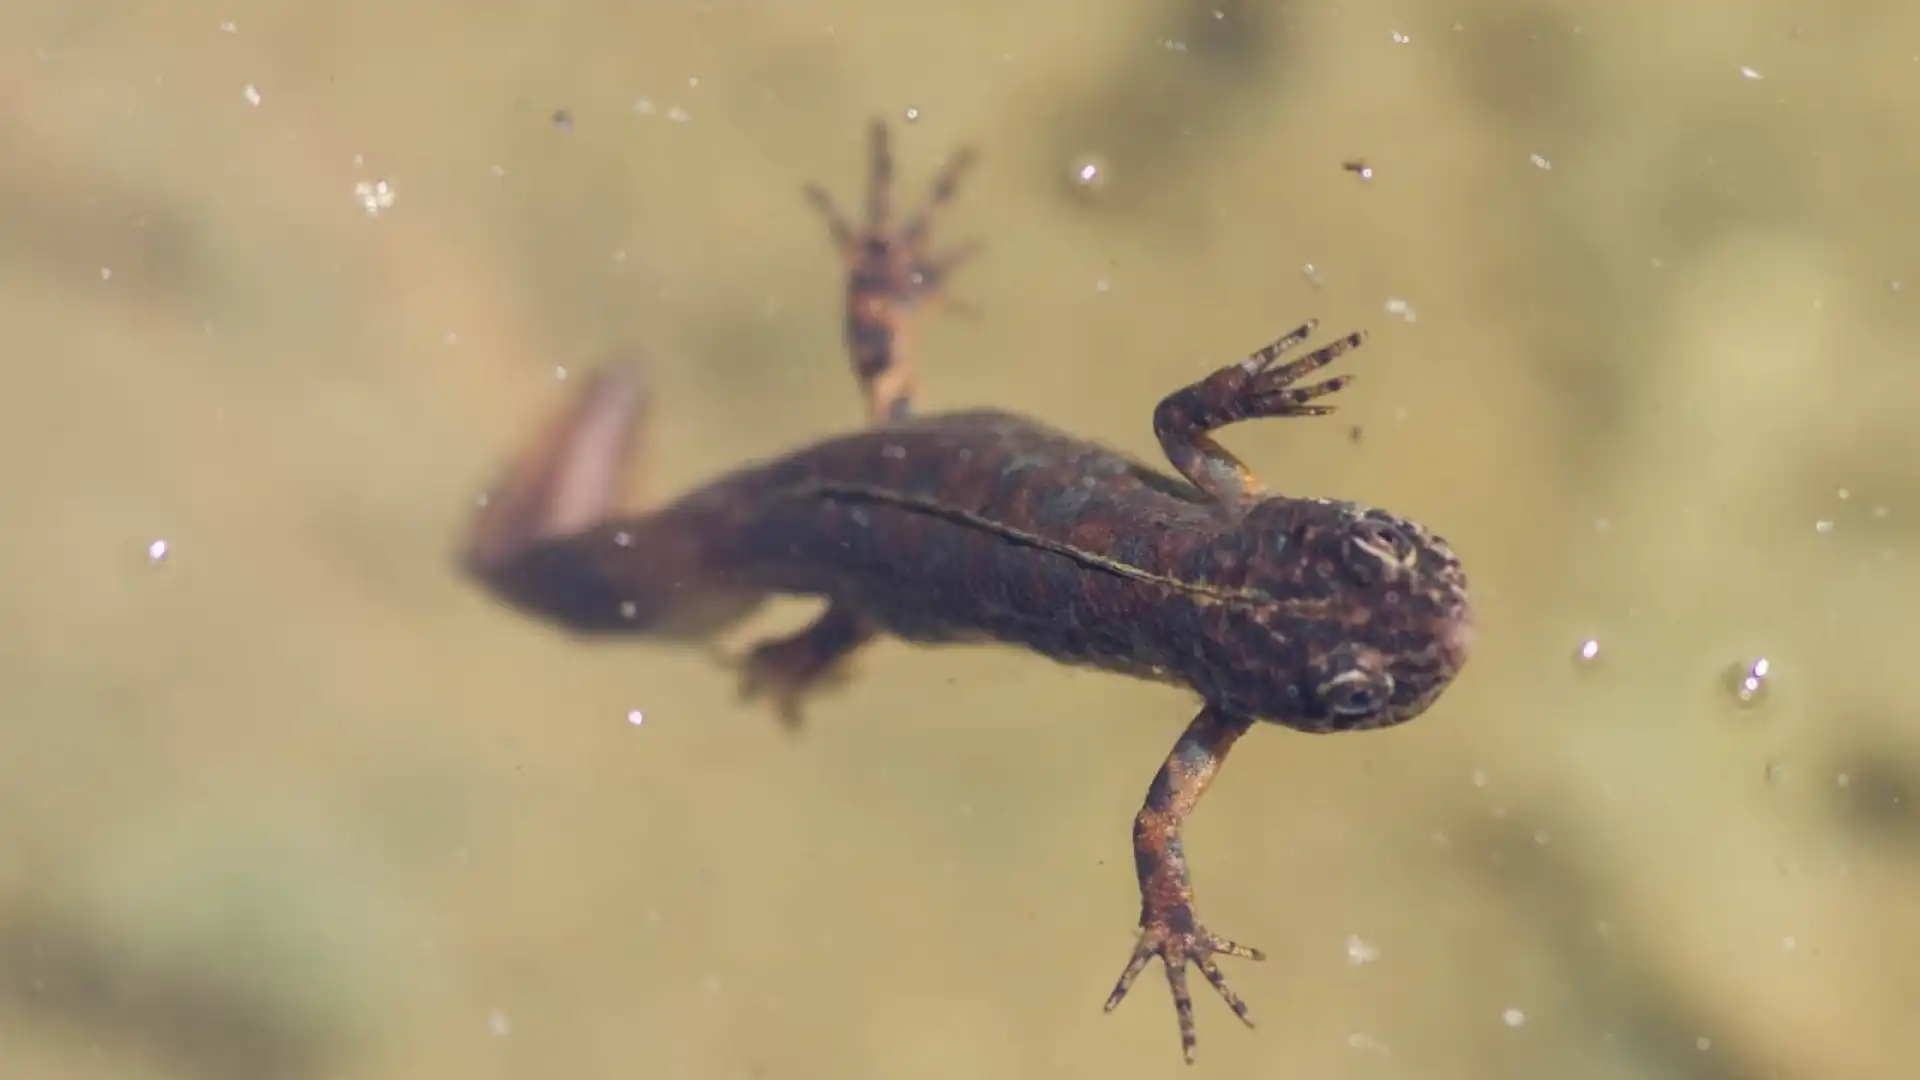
1104;910;1264;1064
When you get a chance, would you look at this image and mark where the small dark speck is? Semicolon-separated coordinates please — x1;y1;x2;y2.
1342;160;1373;180
1348;425;1364;444
552;109;574;132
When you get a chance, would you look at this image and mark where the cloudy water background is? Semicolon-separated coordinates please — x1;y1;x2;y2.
1;2;1916;1078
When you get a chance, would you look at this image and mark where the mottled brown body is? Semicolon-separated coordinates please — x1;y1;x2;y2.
462;121;1473;1063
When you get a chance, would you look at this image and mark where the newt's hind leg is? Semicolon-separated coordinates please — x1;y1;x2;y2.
740;603;870;728
1151;321;1366;511
741;120;980;727
805;117;979;424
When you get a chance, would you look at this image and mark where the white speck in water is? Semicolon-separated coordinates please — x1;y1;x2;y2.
1301;263;1327;288
1094;278;1111;293
1529;152;1553;170
353;179;396;217
1574;637;1601;664
1739;66;1763;80
1814;519;1834;534
219;21;238;33
1872;505;1889;519
1383;297;1417;323
1502;1008;1526;1028
1346;1032;1392;1055
1836;772;1851;789
100;267;112;281
1344;934;1380;964
488;1009;511;1036
1837;487;1851;500
1782;935;1798;952
1069;155;1109;194
1726;657;1771;708
1390;31;1411;44
626;710;644;727
242;83;261;106
613;531;634;547
445;331;460;345
1471;768;1490;788
666;105;692;123
1533;830;1551;846
1161;39;1189;53
619;601;638;621
633;97;656;115
553;365;569;381
902;106;921;122
146;539;170;564
1696;1036;1713;1051
474;492;491;509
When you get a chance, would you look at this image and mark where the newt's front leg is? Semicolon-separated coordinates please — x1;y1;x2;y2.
1152;321;1365;509
1105;706;1262;1063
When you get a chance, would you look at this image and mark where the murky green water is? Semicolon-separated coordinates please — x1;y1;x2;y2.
3;2;1915;1078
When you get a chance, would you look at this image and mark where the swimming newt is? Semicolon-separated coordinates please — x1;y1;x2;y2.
460;119;1474;1063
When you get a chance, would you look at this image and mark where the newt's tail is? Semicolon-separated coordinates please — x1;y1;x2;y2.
461;359;759;639
464;363;648;576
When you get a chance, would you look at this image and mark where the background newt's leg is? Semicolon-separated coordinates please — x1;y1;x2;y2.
742;120;980;725
1150;322;1365;509
1105;705;1264;1064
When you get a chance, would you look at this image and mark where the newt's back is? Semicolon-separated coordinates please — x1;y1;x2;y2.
682;409;1240;679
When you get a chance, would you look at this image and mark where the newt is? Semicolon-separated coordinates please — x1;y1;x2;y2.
460;119;1473;1063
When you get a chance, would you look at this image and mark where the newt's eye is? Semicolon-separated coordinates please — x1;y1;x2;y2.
1345;518;1416;584
1317;667;1395;718
1311;647;1396;720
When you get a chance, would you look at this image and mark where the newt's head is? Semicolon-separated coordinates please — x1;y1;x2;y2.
1208;497;1473;733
